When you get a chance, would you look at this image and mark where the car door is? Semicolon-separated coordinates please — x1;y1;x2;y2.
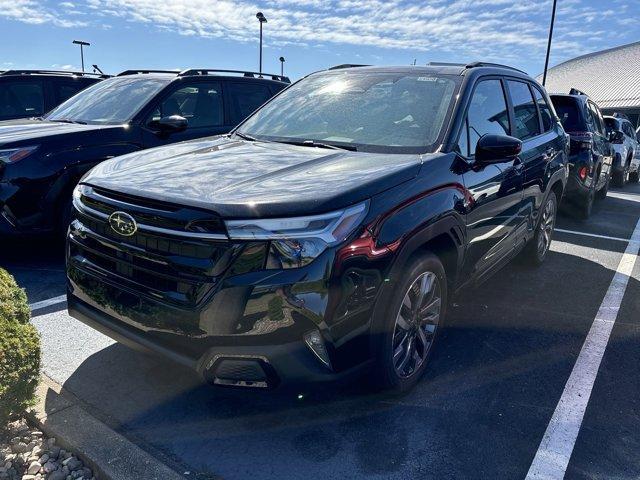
505;80;561;236
458;78;525;280
141;80;231;148
588;101;612;185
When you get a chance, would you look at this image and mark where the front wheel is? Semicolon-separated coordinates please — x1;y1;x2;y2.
522;191;557;266
373;253;447;392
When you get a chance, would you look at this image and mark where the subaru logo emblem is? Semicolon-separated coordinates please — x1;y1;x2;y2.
108;211;137;236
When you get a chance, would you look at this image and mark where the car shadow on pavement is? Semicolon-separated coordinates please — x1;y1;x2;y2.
51;239;636;480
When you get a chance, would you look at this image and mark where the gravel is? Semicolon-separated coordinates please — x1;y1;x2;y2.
0;419;95;480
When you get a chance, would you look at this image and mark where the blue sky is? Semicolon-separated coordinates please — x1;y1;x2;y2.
0;0;638;80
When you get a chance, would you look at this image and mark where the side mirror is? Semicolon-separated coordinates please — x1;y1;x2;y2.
609;130;624;144
156;115;188;134
475;134;522;163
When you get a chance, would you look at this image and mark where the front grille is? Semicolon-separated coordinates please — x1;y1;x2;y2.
69;186;236;306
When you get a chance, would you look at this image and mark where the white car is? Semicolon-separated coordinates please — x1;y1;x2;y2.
604;115;640;186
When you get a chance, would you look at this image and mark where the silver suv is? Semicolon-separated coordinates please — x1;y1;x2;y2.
604;115;640;186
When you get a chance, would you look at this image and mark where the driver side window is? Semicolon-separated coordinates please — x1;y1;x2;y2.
147;82;223;129
457;79;510;157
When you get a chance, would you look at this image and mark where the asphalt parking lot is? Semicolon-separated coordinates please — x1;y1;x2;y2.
3;184;640;480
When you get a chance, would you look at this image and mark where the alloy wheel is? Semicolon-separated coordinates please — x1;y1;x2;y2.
392;272;442;378
537;196;556;257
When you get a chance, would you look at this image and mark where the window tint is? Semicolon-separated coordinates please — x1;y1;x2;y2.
507;80;540;140
551;96;583;132
623;122;634;138
0;81;44;119
149;82;223;128
462;79;510;157
227;82;273;124
55;83;84;104
533;87;553;132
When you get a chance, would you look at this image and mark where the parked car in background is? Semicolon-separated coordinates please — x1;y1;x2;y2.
0;69;289;237
0;70;106;121
604;115;640;185
67;63;567;393
550;89;613;218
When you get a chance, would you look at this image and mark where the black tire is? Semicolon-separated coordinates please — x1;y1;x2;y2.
612;169;627;188
522;191;557;266
596;174;609;200
372;252;447;393
629;169;639;183
577;185;595;220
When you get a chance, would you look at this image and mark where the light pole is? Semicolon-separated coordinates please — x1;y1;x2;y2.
256;12;267;74
542;0;557;86
279;56;285;77
72;40;90;72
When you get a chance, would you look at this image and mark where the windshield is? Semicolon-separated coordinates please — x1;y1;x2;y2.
46;76;171;125
237;71;459;153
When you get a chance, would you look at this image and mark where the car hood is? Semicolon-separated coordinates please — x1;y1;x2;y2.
82;137;427;218
0;119;117;146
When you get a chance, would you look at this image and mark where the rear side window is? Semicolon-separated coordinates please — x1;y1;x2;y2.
623;122;635;139
0;81;44;119
507;80;540;140
227;82;273;125
588;102;605;136
149;82;224;128
552;96;583;132
54;82;90;104
459;79;510;157
533;88;553;132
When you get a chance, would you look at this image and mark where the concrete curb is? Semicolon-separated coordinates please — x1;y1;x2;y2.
27;375;185;480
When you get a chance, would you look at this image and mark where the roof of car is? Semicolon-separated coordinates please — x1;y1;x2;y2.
115;69;290;83
322;62;533;79
0;69;108;79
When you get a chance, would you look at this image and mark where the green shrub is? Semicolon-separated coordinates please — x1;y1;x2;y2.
0;269;41;428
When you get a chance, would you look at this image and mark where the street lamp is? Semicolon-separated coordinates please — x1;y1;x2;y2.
542;0;557;86
279;56;285;77
72;40;90;72
256;12;267;74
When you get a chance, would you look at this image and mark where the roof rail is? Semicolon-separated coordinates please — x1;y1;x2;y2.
117;69;180;77
426;62;466;67
569;87;588;96
178;69;290;83
465;62;527;75
328;64;370;70
1;69;110;78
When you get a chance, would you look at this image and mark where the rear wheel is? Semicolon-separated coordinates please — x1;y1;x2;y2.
373;253;446;392
577;185;595;220
522;191;557;266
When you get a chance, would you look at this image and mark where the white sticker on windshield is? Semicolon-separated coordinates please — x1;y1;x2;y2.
417;77;437;82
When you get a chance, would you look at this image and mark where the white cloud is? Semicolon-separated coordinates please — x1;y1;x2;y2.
0;0;637;72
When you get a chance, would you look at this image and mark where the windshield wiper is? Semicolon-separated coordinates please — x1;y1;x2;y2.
278;139;357;151
49;118;87;125
233;131;257;142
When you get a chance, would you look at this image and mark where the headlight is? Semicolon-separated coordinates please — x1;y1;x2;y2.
0;146;39;164
225;202;369;269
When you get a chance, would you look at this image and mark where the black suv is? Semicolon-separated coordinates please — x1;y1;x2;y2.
0;69;288;236
550;89;613;218
0;70;106;121
67;64;568;392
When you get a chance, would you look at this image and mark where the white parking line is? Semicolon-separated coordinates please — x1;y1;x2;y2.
526;217;640;480
608;191;640;203
555;228;629;243
29;294;67;312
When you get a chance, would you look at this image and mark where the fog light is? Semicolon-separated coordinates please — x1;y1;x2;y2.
578;166;588;181
304;330;332;370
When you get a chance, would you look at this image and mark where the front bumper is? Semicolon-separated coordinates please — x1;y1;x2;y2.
68;292;370;389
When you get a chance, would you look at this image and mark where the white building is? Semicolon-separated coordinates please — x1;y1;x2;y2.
541;41;640;128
